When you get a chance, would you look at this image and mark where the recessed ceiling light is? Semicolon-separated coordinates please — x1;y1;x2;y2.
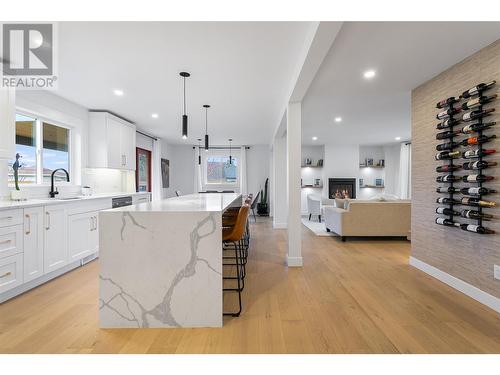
395;136;401;141
334;117;342;123
363;70;376;79
312;136;318;141
113;89;124;96
151;113;159;119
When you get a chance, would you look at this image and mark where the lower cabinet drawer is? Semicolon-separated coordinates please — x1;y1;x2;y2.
0;209;23;228
0;225;23;259
0;253;23;294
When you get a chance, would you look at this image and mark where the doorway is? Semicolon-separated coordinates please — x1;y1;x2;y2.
136;147;152;192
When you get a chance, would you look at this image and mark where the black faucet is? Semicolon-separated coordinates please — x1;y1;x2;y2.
49;168;70;198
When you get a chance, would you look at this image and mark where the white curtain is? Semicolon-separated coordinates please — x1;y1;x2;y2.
239;146;248;195
152;139;162;201
193;147;203;193
397;142;412;199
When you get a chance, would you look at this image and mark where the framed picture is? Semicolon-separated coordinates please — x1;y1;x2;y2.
161;158;170;188
367;158;374;166
375;178;383;187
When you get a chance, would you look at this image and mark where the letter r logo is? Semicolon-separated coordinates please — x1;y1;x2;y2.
2;24;53;76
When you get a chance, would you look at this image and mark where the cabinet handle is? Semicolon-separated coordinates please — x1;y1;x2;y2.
0;239;12;245
90;216;94;231
94;216;98;231
45;212;50;230
0;271;12;279
25;214;31;235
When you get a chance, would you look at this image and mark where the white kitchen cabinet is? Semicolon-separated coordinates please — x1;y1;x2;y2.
0;253;23;294
23;207;44;282
44;205;68;274
88;111;136;171
68;211;98;262
132;193;151;205
0;87;15;159
0;225;23;259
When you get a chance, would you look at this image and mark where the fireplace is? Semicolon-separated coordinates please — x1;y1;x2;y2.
329;178;356;199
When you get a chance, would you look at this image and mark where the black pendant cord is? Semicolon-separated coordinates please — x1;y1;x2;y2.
229;138;233;165
180;72;190;139
203;104;210;150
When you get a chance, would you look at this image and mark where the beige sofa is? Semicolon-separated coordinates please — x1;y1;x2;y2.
323;200;411;241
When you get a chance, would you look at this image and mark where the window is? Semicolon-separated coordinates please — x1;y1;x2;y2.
205;155;238;185
8;113;71;185
42;122;70;183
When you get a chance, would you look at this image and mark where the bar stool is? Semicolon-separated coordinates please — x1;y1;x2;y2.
222;204;249;317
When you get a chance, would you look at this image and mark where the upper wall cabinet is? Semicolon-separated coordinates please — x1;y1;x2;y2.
0;88;15;159
88;112;136;170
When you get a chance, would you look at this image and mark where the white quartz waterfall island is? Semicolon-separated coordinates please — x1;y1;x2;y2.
99;193;241;328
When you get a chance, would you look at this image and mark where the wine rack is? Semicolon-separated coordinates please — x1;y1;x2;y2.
435;81;497;234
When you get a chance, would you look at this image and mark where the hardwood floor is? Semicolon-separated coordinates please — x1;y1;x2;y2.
0;218;499;353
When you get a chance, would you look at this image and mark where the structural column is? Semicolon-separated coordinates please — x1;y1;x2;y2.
286;102;302;266
272;134;288;228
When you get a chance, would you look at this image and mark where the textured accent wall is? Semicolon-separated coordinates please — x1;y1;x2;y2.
412;39;500;299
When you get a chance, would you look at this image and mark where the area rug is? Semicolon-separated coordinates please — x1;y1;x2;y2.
301;217;337;237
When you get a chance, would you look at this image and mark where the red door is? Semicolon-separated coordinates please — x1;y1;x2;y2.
136;147;152;192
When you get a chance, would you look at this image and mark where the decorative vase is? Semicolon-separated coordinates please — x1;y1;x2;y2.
11;190;27;201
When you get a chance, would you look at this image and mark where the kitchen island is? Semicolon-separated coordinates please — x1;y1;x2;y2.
99;193;242;328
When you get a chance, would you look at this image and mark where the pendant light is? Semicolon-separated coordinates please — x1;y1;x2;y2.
203;104;210;151
197;138;202;165
180;72;190;139
228;138;233;165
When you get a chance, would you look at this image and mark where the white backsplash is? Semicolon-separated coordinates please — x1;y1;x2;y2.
82;168;136;195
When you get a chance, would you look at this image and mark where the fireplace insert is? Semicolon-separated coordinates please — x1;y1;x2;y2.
329;178;356;199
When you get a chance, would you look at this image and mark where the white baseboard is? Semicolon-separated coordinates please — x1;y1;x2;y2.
409;256;500;314
287;255;303;267
273;222;287;229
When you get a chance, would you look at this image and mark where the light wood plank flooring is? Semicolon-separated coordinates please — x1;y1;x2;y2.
0;218;499;353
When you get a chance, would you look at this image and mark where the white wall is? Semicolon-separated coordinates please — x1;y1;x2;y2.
136;133;153;151
246;145;270;198
322;144;359;199
272;135;288;227
383;144;401;196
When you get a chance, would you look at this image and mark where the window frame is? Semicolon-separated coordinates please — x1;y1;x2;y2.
9;109;73;186
202;149;240;187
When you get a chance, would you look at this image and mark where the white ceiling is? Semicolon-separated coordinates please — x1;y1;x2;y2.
301;22;500;146
56;22;313;145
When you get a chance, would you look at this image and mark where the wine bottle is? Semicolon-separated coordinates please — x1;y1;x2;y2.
462;148;496;159
436;150;460;160
461;209;494;220
437;107;461;120
462;174;494;183
462;108;495;122
437;186;460;193
436;118;461;130
436;207;461;216
436;97;460;109
459;135;496;146
436;197;460;205
460;187;497;196
461;121;496;134
462;161;498;170
460;197;497;207
437;175;461;183
457;223;495;234
461;81;496;99
436;164;462;173
461;94;497;110
436;217;455;226
436;130;461;140
436;141;459;151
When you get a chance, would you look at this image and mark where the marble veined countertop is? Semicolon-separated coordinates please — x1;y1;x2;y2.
107;193;241;213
